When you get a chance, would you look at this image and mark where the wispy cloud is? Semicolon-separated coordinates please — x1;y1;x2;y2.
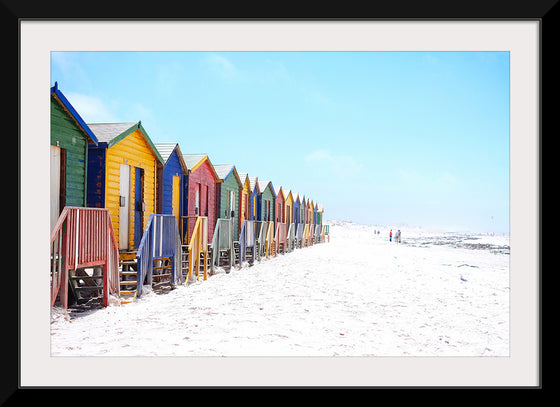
204;53;237;79
155;62;184;96
65;92;119;123
305;149;363;178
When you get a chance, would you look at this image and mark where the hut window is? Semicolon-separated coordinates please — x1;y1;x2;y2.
230;191;235;217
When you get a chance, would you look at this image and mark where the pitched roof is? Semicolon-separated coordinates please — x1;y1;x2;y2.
182;154;208;171
249;176;259;193
257;180;275;196
154;142;188;173
214;164;242;186
238;172;249;187
87;121;164;164
213;164;235;180
182;154;221;181
50;82;98;145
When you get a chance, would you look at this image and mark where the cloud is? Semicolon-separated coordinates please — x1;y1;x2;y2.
305;149;332;163
155;62;184;96
204;54;236;79
305;149;363;178
64;92;119;123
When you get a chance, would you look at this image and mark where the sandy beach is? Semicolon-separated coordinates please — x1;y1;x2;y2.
50;220;509;357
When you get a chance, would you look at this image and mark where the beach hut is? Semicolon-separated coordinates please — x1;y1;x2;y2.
249;176;260;221
317;203;324;227
86;121;164;252
257;180;275;222
182;154;221;245
50;82;99;230
300;195;306;226
154;143;188;226
213;164;242;241
284;189;294;226
292;193;303;248
275;186;286;224
237;172;251;235
292;193;301;226
50;83;121;309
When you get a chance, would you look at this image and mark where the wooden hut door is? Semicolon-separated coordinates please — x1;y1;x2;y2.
172;175;181;226
134;167;145;248
119;164;131;250
50;146;61;231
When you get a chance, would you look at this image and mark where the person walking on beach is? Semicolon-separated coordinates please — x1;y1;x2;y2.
397;229;401;243
389;229;392;242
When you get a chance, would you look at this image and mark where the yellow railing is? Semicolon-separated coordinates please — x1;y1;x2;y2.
302;223;310;247
184;216;208;283
265;220;275;258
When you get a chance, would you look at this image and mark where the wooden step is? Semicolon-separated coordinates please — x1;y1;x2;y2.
120;290;137;295
120;280;137;285
120;260;137;265
152;273;171;279
120;271;137;276
70;275;102;280
73;285;102;291
153;265;172;270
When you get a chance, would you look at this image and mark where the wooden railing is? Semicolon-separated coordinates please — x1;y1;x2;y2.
254;221;268;261
275;222;287;255
135;214;182;297
50;207;119;309
238;220;256;267
286;223;295;252
184;216;208;282
264;220;275;258
210;218;234;270
302;223;310;248
295;223;304;248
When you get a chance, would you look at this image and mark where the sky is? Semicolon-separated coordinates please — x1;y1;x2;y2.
51;51;510;234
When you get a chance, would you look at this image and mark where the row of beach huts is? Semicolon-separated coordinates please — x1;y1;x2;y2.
50;82;329;309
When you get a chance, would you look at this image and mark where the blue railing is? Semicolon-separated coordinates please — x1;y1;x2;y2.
136;214;182;296
238;220;256;267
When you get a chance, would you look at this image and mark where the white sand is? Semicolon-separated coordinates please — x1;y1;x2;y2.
50;221;509;357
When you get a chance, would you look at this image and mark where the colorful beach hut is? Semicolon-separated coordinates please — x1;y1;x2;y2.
86;121;164;251
237;172;251;234
284;189;293;226
292;193;301;226
257;180;275;222
50;82;99;229
213;164;242;241
154;143;188;226
275;186;286;224
182;154;221;244
249;176;260;221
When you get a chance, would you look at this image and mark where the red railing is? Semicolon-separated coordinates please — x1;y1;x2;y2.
50;207;119;309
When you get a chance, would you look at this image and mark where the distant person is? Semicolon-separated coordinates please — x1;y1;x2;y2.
389;229;392;242
397;229;401;243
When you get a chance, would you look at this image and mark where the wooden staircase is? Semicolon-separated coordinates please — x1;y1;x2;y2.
152;257;174;293
119;251;138;304
68;267;104;305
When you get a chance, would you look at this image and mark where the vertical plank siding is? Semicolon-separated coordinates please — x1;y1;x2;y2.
187;160;218;243
50;97;89;207
103;129;158;250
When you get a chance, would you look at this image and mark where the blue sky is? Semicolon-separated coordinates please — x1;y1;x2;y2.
51;51;510;233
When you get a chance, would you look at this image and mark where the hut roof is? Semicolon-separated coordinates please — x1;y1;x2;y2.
257;180;275;196
182;154;221;181
50;82;98;145
87;121;164;164
214;164;242;185
154;142;188;172
249;176;259;193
